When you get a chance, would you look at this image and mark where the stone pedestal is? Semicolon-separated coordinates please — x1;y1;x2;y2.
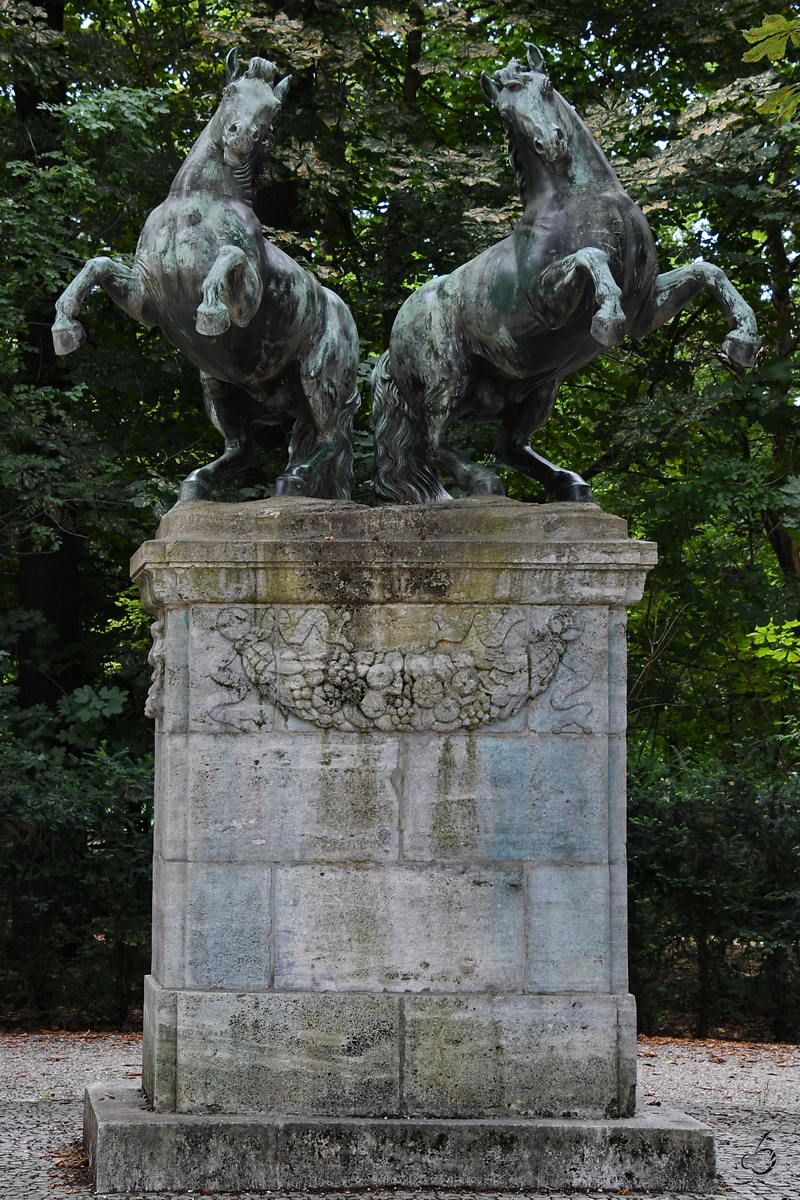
86;496;715;1192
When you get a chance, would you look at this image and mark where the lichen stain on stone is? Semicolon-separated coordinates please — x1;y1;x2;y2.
430;736;481;858
317;751;381;831
431;798;480;859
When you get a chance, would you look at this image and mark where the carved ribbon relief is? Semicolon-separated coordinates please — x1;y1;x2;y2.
175;604;596;734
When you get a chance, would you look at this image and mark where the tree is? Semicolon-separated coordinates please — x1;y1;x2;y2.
0;0;798;1031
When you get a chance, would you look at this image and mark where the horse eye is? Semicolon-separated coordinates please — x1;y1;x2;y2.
543;77;554;94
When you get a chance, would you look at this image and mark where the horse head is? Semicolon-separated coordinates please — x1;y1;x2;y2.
481;44;571;177
212;49;292;170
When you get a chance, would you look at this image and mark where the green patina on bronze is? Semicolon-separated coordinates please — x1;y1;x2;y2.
52;50;359;502
372;43;761;507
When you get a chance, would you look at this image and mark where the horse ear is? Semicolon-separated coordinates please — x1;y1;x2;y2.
480;71;500;105
524;42;547;73
225;47;242;83
273;75;292;104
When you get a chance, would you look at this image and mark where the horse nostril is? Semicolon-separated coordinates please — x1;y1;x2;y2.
229;122;239;134
533;139;545;155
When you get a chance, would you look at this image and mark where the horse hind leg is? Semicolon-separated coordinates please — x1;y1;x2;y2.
636;262;761;367
495;377;593;503
52;257;155;355
433;441;505;495
196;244;263;336
179;373;261;500
275;374;346;498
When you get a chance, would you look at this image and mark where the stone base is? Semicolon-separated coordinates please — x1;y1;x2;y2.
85;1083;716;1194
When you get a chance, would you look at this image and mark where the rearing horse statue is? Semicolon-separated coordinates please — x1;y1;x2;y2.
372;44;761;505
53;51;359;501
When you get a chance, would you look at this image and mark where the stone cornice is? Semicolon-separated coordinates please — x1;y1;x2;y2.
131;496;657;612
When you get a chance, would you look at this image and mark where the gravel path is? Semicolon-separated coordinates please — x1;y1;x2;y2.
0;1032;798;1199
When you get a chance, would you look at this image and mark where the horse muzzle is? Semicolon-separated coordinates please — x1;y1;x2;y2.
223;123;264;166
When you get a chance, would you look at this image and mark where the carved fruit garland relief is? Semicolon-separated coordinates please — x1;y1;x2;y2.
147;605;595;734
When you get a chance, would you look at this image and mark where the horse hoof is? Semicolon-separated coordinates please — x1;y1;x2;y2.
196;304;231;336
723;333;760;368
591;312;626;347
275;473;309;496
468;476;505;496
52;321;85;356
552;480;594;503
178;479;212;501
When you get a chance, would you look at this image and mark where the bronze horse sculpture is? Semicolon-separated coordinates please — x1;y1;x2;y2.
53;51;359;501
372;44;761;505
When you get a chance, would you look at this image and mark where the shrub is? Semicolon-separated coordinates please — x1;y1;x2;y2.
628;753;800;1040
0;737;152;1025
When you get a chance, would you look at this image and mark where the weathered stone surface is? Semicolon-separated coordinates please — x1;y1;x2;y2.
85;1084;276;1194
142;975;177;1113
402;732;608;862
174;992;400;1115
121;497;668;1189
184;861;271;989
85;1085;715;1194
160;732;401;863
274;864;524;991
131;496;657;611
403;993;635;1119
527;863;612;992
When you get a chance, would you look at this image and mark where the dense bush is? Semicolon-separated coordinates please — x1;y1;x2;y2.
0;732;152;1026
629;752;800;1041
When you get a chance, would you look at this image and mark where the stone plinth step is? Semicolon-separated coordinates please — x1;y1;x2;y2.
85;1084;715;1194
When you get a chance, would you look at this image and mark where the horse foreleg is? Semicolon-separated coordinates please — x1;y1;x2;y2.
494;377;593;503
636;262;760;367
196;244;263;336
539;247;626;347
179;373;261;500
52;257;154;356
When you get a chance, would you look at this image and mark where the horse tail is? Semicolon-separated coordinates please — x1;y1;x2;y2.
291;381;359;501
371;351;449;505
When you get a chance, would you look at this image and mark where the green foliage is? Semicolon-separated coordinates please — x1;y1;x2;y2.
0;735;153;1022
0;0;797;1029
629;754;800;1039
742;12;800;123
743;12;800;62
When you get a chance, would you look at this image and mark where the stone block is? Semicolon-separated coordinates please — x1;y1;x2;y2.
174;991;400;1115
152;733;189;860
85;1086;715;1194
527;863;611;991
151;859;272;990
86;1085;276;1194
150;858;186;988
403;993;635;1119
158;607;190;734
142;975;177;1111
176;732;400;863
275;863;524;991
184;862;271;989
402;733;608;863
131;497;658;610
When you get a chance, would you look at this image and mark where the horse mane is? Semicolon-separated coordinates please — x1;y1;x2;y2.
244;57;278;84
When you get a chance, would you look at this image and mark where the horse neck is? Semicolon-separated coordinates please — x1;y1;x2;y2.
514;98;621;217
170;120;254;205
